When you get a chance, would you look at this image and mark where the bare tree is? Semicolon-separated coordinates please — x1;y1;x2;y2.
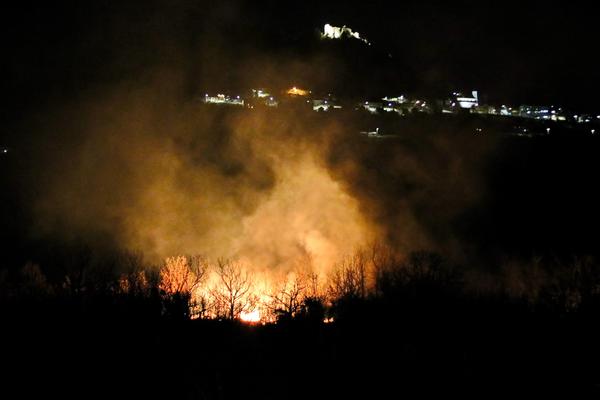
159;255;207;295
369;243;403;296
292;252;324;300
370;242;400;297
118;251;151;295
267;273;307;319
399;251;458;287
210;259;255;320
61;244;93;294
306;271;323;300
118;270;150;295
158;255;208;319
545;256;600;313
19;262;51;296
327;251;369;301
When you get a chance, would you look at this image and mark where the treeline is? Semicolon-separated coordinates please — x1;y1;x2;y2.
3;247;600;398
3;246;600;324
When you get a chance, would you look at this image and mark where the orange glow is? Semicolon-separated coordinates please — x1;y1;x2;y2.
240;309;261;323
287;86;309;96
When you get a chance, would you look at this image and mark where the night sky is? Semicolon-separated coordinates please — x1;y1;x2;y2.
2;0;599;127
3;4;600;397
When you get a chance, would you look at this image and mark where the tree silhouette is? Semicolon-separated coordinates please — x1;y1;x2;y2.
159;255;207;295
118;251;152;296
327;252;368;301
369;243;401;297
542;256;600;313
210;259;256;320
19;262;51;297
326;252;370;321
267;273;308;321
159;255;207;319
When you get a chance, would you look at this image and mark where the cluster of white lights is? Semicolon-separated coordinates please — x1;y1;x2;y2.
322;24;371;45
204;93;244;106
382;95;406;104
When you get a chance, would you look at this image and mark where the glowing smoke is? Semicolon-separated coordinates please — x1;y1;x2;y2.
27;77;374;277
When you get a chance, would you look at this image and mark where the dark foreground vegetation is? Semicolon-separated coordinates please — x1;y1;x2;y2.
2;249;600;399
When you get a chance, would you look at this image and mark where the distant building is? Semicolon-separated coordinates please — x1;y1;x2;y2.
264;97;278;107
471;105;497;115
360;127;381;137
313;99;341;112
382;95;407;104
519;105;567;121
573;113;593;123
359;101;382;114
382;102;398;113
453;91;479;109
440;91;479;113
499;105;519;117
321;24;371;45
408;99;432;113
252;88;271;98
380;95;407;114
251;89;278;107
204;93;244;106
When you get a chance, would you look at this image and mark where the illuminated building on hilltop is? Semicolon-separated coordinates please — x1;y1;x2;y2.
321;24;371;45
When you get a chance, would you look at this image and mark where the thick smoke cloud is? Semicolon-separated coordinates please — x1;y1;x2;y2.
9;0;578;280
25;73;375;275
7;0;498;275
21;65;500;279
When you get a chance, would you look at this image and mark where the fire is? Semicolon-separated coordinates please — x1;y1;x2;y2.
287;86;309;96
240;309;261;323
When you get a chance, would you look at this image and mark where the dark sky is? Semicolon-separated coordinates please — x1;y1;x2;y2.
1;0;599;268
256;0;599;110
2;0;599;125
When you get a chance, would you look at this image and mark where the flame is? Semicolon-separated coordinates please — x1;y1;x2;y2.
287;86;309;96
240;309;261;323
